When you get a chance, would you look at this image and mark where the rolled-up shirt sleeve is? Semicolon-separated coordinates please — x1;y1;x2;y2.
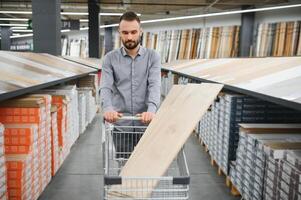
100;54;114;112
147;51;161;113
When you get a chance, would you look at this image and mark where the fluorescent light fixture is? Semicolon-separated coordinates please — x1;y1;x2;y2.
0;10;141;16
0;11;31;14
10;33;33;38
10;29;71;38
100;23;119;28
11;26;27;30
0;18;29;21
79;19;89;22
61;29;71;33
12;29;33;33
0;23;28;27
97;4;301;27
61;12;88;16
140;3;301;24
80;27;89;30
62;12;141;16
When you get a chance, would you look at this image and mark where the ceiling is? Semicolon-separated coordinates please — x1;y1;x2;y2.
0;0;298;36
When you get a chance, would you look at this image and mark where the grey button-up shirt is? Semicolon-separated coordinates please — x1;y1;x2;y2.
100;46;161;119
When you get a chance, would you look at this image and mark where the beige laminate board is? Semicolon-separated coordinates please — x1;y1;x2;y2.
110;83;223;198
63;56;101;69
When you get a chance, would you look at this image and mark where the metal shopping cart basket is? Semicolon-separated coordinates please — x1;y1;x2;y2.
102;116;190;200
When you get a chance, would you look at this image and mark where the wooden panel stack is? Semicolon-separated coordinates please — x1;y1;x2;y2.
117;26;240;63
50;106;60;176
50;96;70;166
0;95;52;200
0;124;7;200
229;124;301;200
254;21;301;57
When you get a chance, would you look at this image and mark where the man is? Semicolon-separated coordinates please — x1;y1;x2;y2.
100;11;161;158
101;11;161;124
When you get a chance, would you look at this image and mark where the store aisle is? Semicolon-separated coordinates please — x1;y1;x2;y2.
39;114;103;200
39;114;239;200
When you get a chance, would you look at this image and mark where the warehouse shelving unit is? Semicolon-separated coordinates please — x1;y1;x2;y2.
161;56;301;199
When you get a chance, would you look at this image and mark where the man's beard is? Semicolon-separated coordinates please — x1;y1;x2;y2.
123;39;140;50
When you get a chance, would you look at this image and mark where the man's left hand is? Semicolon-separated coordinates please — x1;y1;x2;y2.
137;112;155;124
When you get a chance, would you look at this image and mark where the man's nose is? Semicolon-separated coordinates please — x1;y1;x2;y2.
127;33;133;40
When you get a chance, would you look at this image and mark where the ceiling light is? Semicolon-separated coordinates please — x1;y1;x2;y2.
11;26;27;30
140;3;301;24
0;10;141;16
0;18;29;21
79;19;89;22
10;33;33;38
12;30;33;33
0;11;31;14
0;24;28;27
61;29;71;33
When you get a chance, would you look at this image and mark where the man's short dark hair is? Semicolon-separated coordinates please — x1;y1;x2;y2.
119;11;140;24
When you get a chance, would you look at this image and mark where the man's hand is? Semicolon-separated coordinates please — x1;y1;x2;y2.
104;111;123;123
137;112;155;124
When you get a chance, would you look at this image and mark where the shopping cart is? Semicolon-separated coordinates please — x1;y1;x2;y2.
102;116;190;200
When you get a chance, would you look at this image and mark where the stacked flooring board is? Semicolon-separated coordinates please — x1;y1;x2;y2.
254;21;301;57
0;87;98;200
0;51;100;200
263;149;301;200
40;85;80;148
0;51;96;97
50;106;60;176
229;124;301;200
115;26;240;63
108;83;223;198
77;88;97;125
77;93;87;134
61;35;105;58
0;96;53;200
197;93;301;175
0;124;7;200
163;56;301;106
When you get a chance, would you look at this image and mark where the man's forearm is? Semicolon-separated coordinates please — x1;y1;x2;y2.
100;88;114;112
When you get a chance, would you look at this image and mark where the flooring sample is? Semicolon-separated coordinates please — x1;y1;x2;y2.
109;83;223;198
162;56;301;105
63;56;101;70
0;51;96;97
255;21;301;57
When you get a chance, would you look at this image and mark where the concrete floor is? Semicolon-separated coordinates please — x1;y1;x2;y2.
38;114;240;200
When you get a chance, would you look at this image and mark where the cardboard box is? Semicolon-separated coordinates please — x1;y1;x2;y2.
0;97;45;108
4;124;38;146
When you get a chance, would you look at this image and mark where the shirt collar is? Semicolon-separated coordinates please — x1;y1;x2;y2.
121;45;145;57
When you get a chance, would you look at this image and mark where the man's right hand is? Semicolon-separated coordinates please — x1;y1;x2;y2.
104;111;123;123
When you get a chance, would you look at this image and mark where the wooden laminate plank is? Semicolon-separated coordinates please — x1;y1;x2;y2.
239;123;301;133
110;83;223;198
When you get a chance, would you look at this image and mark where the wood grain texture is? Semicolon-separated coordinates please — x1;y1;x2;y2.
163;56;301;104
0;51;96;95
109;83;223;198
63;56;101;69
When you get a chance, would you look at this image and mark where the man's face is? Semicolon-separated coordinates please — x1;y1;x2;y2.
119;20;142;50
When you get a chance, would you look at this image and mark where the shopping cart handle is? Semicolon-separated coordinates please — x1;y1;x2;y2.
102;115;141;123
119;115;141;121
